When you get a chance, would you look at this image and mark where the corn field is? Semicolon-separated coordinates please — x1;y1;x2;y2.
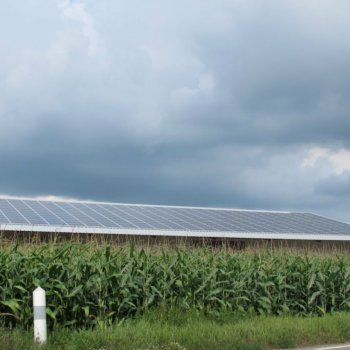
1;244;350;329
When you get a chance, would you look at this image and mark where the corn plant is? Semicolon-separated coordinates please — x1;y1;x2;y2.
1;244;350;329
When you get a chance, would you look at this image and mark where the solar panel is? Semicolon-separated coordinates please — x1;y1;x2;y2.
0;197;350;240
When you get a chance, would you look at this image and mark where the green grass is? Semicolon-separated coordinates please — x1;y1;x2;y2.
2;311;350;350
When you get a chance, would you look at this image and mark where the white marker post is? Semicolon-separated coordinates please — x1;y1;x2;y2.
33;287;47;344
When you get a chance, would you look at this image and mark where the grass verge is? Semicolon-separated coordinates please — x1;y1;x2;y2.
1;311;350;350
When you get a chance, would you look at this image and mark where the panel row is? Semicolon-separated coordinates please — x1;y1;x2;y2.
0;198;350;235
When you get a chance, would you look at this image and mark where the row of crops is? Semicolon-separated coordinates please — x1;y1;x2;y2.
1;244;350;328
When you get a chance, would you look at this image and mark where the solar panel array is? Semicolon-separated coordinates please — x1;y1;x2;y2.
0;197;349;237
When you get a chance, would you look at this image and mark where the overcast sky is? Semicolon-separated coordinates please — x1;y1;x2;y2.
1;0;350;222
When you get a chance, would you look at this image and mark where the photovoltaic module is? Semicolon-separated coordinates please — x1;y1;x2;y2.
0;197;350;240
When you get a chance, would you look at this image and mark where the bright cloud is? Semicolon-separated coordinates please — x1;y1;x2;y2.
302;147;350;175
58;0;100;55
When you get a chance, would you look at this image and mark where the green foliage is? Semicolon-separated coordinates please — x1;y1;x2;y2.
1;244;350;328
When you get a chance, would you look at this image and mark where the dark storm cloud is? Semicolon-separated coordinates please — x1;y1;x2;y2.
1;0;350;222
315;175;350;198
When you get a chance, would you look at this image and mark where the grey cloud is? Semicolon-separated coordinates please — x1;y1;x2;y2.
315;174;350;198
1;0;350;222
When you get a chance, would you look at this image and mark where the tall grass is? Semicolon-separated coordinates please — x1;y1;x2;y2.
1;243;350;329
3;312;350;350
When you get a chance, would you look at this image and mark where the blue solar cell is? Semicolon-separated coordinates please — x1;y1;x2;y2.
154;207;212;230
0;208;10;224
121;206;177;230
8;200;49;225
97;204;140;228
42;201;86;226
79;203;122;228
27;201;67;226
58;202;104;227
137;206;187;230
0;200;29;224
108;205;156;229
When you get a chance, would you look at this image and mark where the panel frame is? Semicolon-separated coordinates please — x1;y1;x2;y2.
1;223;350;241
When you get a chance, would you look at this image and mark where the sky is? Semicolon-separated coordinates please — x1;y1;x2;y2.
1;0;350;222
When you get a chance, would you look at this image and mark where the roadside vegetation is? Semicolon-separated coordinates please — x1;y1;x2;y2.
2;311;350;350
2;241;350;348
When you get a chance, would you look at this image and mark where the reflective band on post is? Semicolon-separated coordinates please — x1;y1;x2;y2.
34;306;46;320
